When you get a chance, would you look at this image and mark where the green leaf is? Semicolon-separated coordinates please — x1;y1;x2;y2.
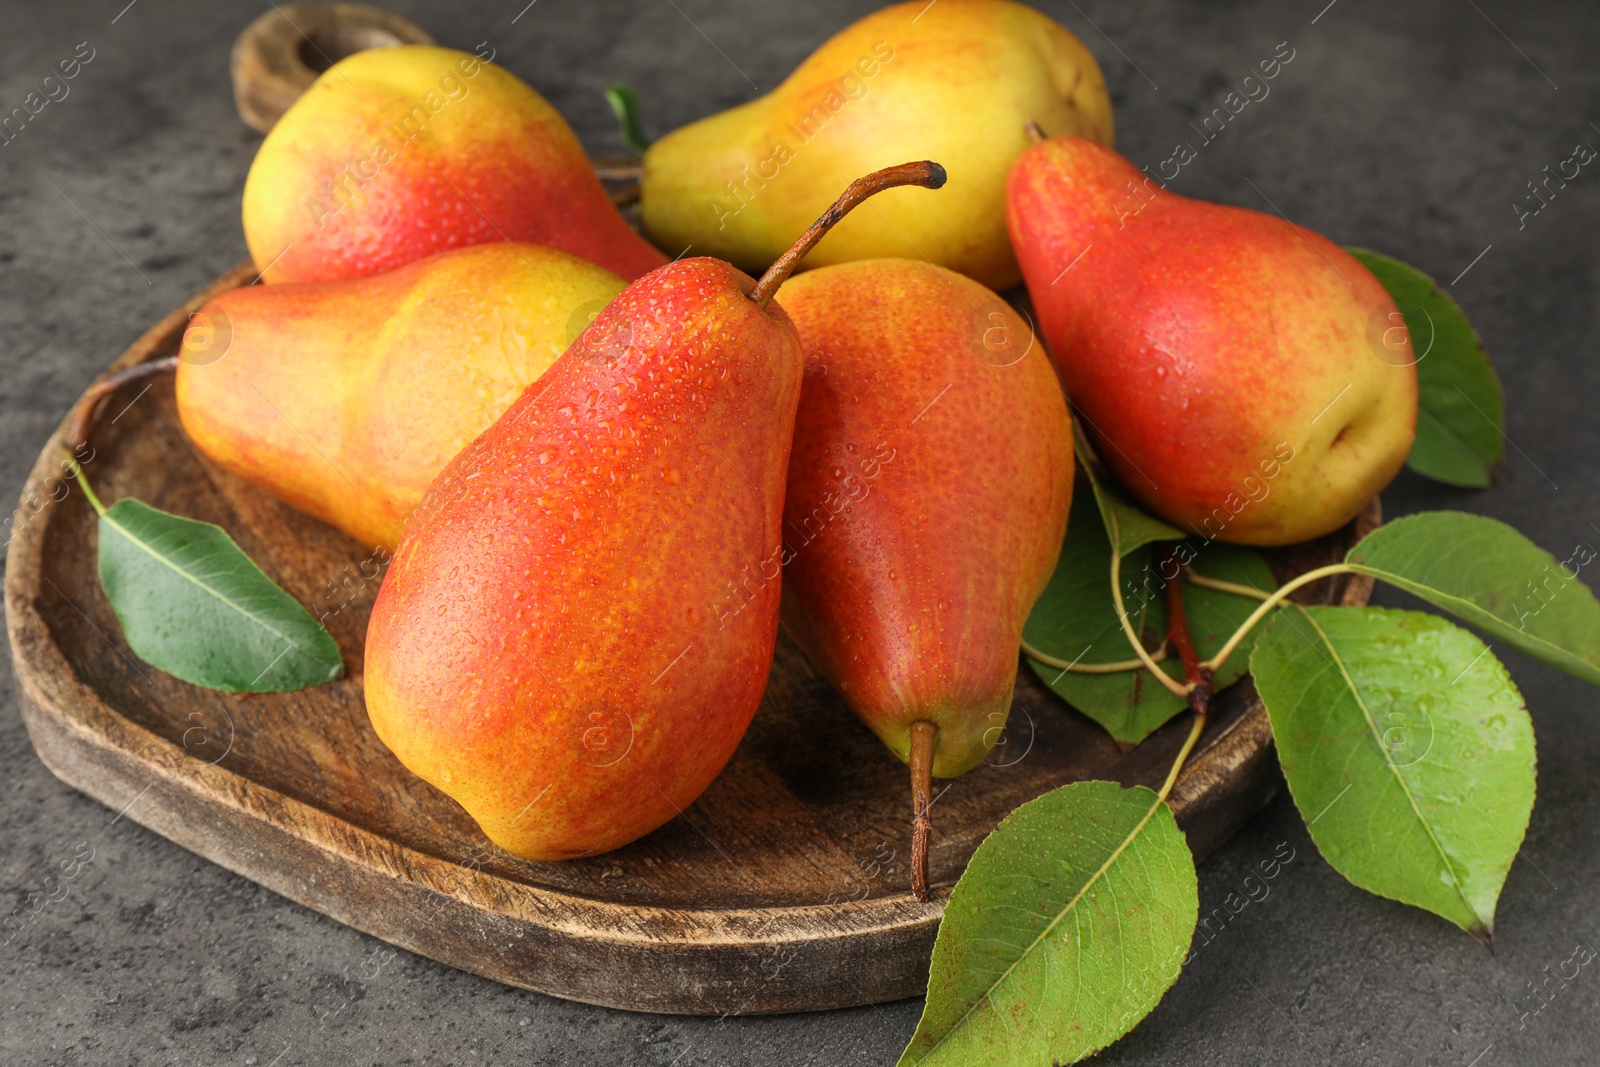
1023;481;1175;740
1346;511;1600;686
98;498;342;692
1348;248;1504;488
1251;606;1534;939
1073;421;1184;557
1024;481;1277;744
604;83;651;156
899;781;1197;1066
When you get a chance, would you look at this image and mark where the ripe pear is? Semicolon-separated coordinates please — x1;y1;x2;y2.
175;243;625;551
1008;135;1417;545
639;0;1111;291
243;45;666;284
777;258;1073;897
363;164;947;860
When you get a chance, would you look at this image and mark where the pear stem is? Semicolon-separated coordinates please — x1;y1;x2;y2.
66;356;179;453
1161;544;1212;719
749;160;948;309
1024;121;1047;144
908;720;937;903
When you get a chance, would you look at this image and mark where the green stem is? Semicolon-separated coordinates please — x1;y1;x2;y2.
1108;526;1192;698
1199;562;1356;672
1185;568;1271;601
1157;713;1205;803
59;356;180;520
66;455;106;517
1021;638;1169;673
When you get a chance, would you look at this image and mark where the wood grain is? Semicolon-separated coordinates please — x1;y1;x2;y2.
4;262;1379;1014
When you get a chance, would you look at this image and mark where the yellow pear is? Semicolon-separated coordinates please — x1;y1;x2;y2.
638;0;1112;291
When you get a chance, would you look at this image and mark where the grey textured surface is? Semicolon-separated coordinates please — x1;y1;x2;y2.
2;0;1597;1064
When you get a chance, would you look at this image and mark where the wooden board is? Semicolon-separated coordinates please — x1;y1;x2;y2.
4;262;1378;1015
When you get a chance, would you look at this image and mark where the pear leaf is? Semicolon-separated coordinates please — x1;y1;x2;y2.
1346;511;1600;687
1251;606;1534;939
898;781;1197;1066
1073;420;1184;558
604;83;651;156
1024;480;1277;744
1347;248;1504;488
97;498;343;691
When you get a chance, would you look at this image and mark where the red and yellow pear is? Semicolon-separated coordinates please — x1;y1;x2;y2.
777;258;1073;897
175;242;625;551
1008;135;1417;545
243;45;666;284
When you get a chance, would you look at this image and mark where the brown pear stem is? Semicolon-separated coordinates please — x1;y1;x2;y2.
1161;544;1212;718
749;160;948;309
908;720;938;903
67;356;179;452
1024;121;1047;144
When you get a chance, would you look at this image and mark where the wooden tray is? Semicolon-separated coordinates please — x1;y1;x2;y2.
5;262;1378;1015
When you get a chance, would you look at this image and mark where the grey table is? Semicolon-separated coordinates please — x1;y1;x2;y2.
2;0;1597;1063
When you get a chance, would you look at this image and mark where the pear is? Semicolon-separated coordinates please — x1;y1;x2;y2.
175;243;625;551
639;0;1111;291
243;45;666;284
1008;135;1417;545
777;259;1072;897
363;164;947;860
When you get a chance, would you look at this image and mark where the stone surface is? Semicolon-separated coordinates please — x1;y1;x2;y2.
2;0;1597;1063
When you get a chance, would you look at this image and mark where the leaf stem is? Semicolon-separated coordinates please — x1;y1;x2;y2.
1109;529;1193;697
65;455;106;517
1020;638;1170;673
58;357;180;521
909;721;937;903
1200;562;1356;673
1157;714;1206;804
1184;568;1271;601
